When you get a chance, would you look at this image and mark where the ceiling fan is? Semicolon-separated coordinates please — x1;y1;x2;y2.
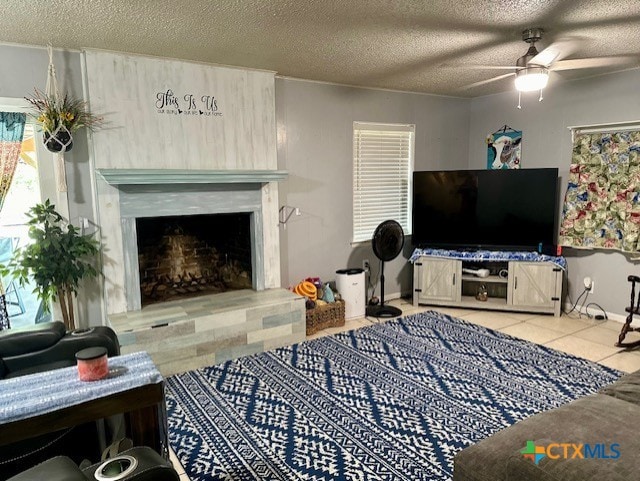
463;27;639;97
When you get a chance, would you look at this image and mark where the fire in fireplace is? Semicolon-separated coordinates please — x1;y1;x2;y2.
136;213;252;306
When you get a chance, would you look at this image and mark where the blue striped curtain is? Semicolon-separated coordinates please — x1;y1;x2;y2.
0;111;26;330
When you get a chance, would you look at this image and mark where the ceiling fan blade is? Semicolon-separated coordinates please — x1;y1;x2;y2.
549;55;639;71
529;38;581;67
461;72;515;90
441;63;518;70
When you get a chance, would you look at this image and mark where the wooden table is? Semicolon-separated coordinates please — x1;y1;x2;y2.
0;352;168;459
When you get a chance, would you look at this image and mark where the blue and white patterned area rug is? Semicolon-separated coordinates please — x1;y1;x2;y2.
166;311;622;481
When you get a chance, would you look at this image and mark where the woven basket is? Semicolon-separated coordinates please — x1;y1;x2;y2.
306;300;345;335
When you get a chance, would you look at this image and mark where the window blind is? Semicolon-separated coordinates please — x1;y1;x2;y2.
352;122;414;243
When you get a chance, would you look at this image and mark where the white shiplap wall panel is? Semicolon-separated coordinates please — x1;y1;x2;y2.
84;50;276;170
83;50;280;316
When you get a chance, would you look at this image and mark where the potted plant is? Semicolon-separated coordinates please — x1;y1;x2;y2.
0;200;100;330
24;88;101;153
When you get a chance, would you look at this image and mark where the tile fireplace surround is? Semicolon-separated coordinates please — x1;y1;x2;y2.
113;289;305;376
96;169;305;376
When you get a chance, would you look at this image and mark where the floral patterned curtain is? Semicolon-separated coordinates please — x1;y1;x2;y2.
559;130;640;252
0;111;26;330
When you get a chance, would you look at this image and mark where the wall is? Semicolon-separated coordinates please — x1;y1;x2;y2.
276;79;470;298
10;40;634;320
468;68;640;318
0;44;103;326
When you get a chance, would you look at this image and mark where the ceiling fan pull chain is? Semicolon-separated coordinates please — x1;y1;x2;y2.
517;91;522;109
539;89;544;102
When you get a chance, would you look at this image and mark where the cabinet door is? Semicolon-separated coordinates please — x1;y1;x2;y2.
416;257;461;303
509;262;559;309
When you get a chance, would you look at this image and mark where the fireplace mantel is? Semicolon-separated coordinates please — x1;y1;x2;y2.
97;169;288;185
97;173;283;315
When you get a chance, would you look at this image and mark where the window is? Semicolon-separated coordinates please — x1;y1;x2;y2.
1;95;63;329
352;122;414;243
0;123;47;328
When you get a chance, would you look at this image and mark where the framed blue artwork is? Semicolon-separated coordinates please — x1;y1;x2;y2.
487;126;522;169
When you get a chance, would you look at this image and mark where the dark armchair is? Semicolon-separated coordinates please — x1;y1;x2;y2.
0;321;119;379
7;446;180;481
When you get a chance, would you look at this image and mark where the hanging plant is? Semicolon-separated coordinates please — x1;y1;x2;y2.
23;45;102;193
24;87;101;153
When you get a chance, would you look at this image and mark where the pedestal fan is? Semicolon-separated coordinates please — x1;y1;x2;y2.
366;219;404;318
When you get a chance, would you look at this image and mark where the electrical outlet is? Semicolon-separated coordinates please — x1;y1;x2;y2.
583;276;594;293
363;259;370;273
79;216;90;234
589;280;595;294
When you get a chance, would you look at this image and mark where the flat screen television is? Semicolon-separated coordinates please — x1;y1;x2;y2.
412;167;559;251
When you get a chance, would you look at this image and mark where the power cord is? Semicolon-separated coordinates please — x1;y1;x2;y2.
563;286;590;317
365;259;386;323
585;302;608;321
563;288;608;320
365;259;381;305
0;427;74;465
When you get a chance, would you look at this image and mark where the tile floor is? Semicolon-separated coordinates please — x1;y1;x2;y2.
167;298;640;478
307;297;640;372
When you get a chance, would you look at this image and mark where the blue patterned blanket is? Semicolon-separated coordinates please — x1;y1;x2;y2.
166;311;621;480
409;248;567;270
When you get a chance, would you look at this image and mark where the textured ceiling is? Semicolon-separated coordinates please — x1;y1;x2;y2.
2;0;640;97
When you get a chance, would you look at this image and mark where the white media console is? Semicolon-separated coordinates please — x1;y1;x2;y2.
412;254;564;316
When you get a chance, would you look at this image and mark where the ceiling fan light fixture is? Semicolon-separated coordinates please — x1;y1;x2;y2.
514;67;549;92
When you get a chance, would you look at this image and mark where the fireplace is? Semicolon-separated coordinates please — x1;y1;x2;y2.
136;213;253;306
96;171;305;376
99;178;282;314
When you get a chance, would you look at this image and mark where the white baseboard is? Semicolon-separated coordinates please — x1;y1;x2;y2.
383;291;402;301
562;301;626;323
